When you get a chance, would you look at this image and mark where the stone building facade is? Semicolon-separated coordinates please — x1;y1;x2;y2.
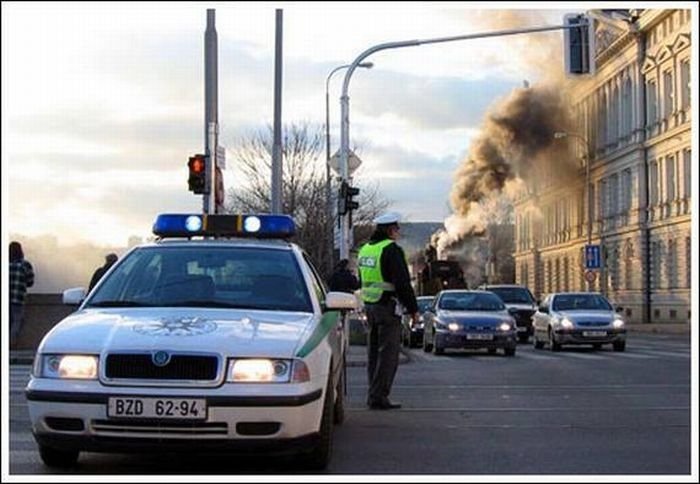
513;9;692;324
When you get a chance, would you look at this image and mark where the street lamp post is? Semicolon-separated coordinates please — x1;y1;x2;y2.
325;62;373;268
554;131;594;291
337;22;588;260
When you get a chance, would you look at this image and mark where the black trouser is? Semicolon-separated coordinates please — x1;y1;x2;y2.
365;302;402;405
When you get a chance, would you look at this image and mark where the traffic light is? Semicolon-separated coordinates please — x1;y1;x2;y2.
346;185;360;212
337;180;360;215
563;13;595;75
188;154;208;194
337;181;348;215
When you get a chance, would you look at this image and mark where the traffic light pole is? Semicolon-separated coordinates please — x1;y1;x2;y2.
204;122;217;214
337;18;591;260
204;9;218;215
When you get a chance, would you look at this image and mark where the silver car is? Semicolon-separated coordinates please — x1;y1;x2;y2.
532;292;627;351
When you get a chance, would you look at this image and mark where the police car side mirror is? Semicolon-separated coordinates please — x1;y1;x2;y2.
63;287;87;305
325;292;359;311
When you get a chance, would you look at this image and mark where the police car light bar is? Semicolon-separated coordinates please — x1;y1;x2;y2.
153;214;296;238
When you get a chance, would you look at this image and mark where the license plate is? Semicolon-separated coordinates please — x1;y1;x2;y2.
582;331;607;338
517;327;527;332
108;397;207;420
466;333;493;340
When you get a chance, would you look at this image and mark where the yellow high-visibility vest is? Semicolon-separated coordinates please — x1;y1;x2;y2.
358;239;396;303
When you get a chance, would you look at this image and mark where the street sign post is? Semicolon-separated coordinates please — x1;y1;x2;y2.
585;244;601;269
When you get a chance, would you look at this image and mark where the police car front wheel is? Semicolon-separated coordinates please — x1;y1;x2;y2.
297;374;335;470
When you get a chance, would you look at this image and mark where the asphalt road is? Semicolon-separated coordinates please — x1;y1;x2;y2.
7;333;692;477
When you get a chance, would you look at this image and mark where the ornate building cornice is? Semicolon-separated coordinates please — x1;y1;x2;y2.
595;26;637;67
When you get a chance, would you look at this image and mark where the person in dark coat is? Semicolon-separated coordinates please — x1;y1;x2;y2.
9;241;35;348
89;253;118;292
328;259;360;293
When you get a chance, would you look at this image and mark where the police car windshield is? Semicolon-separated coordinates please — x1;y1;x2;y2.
86;246;313;312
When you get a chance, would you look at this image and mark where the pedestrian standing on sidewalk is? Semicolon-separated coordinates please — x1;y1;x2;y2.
9;241;35;348
357;212;419;410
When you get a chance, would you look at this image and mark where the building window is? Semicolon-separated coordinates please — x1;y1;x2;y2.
683;150;691;198
680;59;690;109
609;245;619;291
622;77;632;136
686;237;691;289
667;239;677;288
652;241;663;289
610;85;620;143
663;69;674;118
610;173;619;217
666;155;676;202
646;80;658;126
621;169;632;213
649;160;659;206
624;240;634;290
598;91;607;148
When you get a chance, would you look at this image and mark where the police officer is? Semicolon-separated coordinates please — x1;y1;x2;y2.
358;212;418;410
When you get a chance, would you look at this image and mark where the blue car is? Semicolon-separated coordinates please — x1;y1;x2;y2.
422;290;518;356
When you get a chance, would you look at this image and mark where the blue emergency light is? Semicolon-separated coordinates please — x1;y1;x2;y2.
152;214;295;238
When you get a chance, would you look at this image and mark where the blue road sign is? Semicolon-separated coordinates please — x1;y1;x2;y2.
585;244;601;269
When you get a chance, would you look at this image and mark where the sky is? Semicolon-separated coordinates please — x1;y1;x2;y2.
2;1;580;249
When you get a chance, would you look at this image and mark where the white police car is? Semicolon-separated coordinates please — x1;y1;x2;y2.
26;214;357;470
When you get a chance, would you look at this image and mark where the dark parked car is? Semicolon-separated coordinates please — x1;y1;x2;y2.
402;296;434;348
532;292;627;351
422;290;517;356
479;284;537;343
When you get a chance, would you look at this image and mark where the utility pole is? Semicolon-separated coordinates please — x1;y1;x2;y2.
271;9;283;214
204;9;218;214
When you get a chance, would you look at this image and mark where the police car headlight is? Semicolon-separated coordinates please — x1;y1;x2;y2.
36;354;98;380
448;323;460;332
228;358;301;383
612;317;625;328
499;322;512;331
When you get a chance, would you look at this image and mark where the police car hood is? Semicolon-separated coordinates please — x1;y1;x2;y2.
38;308;315;357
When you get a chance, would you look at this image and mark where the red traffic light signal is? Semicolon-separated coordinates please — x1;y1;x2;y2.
188;154;208;194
